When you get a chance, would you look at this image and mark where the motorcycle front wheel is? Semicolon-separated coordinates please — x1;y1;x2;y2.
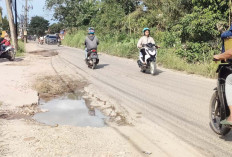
209;91;231;135
150;61;157;75
8;50;15;61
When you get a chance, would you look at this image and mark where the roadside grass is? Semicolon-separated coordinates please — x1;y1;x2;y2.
157;48;218;78
63;31;218;78
62;30;86;48
0;101;2;106
16;40;25;57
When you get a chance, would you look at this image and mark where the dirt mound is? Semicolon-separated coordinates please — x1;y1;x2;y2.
34;75;86;99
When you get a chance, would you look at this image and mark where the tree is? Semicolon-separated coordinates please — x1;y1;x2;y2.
49;23;64;34
45;0;98;28
28;16;49;36
1;16;9;31
91;0;125;35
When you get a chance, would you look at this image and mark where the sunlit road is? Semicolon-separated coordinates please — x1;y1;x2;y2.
38;43;232;157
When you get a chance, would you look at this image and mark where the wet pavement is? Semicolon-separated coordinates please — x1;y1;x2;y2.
33;94;106;127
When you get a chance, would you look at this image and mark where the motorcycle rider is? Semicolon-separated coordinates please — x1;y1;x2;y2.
137;28;158;64
56;34;61;44
39;36;44;44
0;34;11;51
84;27;99;61
214;48;232;125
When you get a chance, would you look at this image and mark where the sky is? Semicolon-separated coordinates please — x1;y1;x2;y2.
0;0;57;25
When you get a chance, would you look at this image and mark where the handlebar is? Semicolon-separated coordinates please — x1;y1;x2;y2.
213;58;219;61
142;44;160;49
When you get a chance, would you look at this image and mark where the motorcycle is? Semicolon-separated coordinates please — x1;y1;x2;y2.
209;61;232;136
0;44;15;61
137;43;158;75
86;49;99;69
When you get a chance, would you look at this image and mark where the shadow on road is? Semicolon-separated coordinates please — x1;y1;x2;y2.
96;64;109;69
0;58;24;63
221;132;232;141
143;69;164;75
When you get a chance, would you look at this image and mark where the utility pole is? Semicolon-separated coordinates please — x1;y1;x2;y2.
24;0;28;43
15;0;18;37
5;0;18;51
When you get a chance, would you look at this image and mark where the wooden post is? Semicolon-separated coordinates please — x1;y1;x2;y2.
24;0;28;43
5;0;18;51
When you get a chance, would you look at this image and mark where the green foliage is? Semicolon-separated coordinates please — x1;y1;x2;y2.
49;23;64;34
46;0;98;27
179;7;222;42
62;30;86;48
16;40;25;57
192;0;229;16
175;42;218;63
0;16;9;32
46;0;232;78
63;30;138;59
154;31;181;48
91;0;126;35
157;48;218;78
28;16;49;36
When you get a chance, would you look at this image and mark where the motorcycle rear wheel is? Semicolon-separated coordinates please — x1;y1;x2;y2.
92;63;96;69
209;91;231;135
150;61;157;75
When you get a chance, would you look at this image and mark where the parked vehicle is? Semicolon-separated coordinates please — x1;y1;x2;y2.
137;43;158;75
85;49;99;69
46;35;57;45
44;35;50;44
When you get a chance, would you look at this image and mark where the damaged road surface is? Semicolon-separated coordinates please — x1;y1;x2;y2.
34;94;106;127
0;42;231;157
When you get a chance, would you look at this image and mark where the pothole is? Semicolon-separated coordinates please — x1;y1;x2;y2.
33;93;107;127
29;50;58;57
0;112;31;120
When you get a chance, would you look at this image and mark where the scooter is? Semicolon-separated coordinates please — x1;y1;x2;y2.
0;44;15;61
209;61;232;136
137;43;158;75
86;49;99;69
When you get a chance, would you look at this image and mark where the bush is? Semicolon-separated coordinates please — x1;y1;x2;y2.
158;48;218;78
175;42;216;63
16;40;25;56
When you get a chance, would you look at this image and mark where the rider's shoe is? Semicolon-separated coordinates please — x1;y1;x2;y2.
220;119;232;125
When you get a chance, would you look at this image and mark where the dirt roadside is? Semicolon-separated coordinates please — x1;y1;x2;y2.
0;43;142;157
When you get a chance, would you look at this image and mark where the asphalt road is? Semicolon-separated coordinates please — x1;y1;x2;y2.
38;43;232;157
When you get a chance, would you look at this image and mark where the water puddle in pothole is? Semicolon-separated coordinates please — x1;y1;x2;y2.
33;93;106;127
